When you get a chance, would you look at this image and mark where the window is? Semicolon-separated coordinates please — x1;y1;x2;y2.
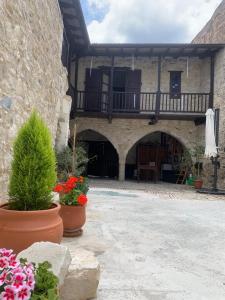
169;71;182;98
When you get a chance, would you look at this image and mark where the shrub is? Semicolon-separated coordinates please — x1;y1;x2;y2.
55;144;89;180
8;111;57;211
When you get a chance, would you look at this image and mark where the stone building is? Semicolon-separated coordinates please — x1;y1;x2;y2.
65;1;225;187
0;0;88;201
0;0;225;198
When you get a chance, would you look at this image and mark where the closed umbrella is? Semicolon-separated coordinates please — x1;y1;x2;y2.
205;108;217;158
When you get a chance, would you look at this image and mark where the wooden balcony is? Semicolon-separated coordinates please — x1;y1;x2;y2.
75;91;210;120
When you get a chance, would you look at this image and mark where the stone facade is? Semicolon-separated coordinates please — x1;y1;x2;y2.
193;0;225;189
0;0;70;202
77;56;210;94
73;117;205;181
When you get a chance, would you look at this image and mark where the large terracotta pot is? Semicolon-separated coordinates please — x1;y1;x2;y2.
60;204;86;237
194;179;203;189
0;203;63;254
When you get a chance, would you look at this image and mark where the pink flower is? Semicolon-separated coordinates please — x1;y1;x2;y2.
1;286;16;300
12;273;26;290
0;270;7;286
0;249;13;257
26;274;35;290
17;286;31;300
0;257;9;269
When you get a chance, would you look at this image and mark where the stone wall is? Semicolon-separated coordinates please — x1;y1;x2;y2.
193;0;225;189
0;0;70;201
72;117;205;181
192;0;225;44
77;56;210;94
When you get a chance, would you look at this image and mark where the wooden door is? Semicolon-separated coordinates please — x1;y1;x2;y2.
125;70;141;111
85;69;102;111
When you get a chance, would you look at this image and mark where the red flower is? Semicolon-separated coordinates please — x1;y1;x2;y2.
67;177;79;185
77;194;87;206
53;184;64;193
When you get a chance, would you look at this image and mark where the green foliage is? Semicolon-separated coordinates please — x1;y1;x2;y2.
8;111;56;211
31;261;59;300
56;144;89;180
192;145;204;177
180;148;193;171
76;177;89;195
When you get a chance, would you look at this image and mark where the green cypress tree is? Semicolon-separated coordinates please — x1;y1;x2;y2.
8;111;57;210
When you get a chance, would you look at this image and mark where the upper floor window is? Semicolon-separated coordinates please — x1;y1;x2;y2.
169;71;182;98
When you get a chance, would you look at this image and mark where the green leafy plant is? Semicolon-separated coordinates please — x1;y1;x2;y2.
31;261;59;300
56;144;89;180
192;145;204;178
8;111;57;211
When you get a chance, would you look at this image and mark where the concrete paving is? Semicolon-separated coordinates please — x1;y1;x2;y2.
63;180;225;300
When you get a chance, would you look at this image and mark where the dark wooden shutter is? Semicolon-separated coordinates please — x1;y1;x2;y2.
125;70;141;111
85;69;102;111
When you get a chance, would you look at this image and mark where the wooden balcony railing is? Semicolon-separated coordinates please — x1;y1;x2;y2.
76;91;210;116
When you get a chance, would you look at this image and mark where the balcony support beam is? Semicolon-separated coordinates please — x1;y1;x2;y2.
71;55;79;118
209;55;215;109
108;56;115;123
155;56;162;118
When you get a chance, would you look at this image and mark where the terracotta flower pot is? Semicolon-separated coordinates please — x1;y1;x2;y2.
60;204;86;237
0;203;63;254
194;179;203;189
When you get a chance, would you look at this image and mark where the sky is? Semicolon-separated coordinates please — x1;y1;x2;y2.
80;0;222;43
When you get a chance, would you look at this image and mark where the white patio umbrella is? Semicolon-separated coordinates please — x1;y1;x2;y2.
204;108;217;158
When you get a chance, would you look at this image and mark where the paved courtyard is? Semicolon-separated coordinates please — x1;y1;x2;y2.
63;180;225;300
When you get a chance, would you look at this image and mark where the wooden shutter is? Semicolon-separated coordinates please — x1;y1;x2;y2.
125;70;142;111
85;68;102;111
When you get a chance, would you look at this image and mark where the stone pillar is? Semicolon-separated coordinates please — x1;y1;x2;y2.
119;158;125;181
55;96;72;152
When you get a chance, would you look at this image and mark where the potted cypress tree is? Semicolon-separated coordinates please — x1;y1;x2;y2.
0;111;63;253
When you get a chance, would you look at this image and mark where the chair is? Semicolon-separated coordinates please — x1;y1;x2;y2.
137;144;161;182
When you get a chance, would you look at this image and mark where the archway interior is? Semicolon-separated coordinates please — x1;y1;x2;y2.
77;130;119;179
125;131;184;183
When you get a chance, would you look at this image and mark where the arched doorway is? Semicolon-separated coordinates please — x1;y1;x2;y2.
125;131;185;183
77;130;119;179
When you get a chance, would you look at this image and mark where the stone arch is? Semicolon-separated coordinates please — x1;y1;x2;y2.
76;129;119;179
125;130;189;181
124;129;188;159
75;125;120;156
124;129;191;162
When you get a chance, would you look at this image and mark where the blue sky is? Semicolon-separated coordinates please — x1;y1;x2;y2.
81;0;221;43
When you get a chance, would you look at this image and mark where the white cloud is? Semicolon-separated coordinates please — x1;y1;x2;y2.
86;0;222;43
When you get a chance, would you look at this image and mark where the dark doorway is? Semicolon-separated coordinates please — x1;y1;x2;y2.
113;69;141;111
87;141;118;178
77;130;119;179
125;132;184;183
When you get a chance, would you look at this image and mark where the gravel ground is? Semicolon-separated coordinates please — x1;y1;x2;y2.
63;179;225;300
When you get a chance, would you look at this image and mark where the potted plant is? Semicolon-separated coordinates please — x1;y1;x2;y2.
54;176;88;237
0;111;63;253
192;145;204;189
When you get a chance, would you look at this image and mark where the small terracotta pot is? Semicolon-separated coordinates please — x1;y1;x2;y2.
194;179;203;189
0;203;63;254
60;204;86;237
